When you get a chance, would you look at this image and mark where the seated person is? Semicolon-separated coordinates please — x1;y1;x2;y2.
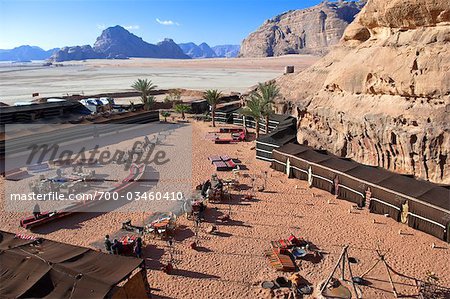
111;239;123;255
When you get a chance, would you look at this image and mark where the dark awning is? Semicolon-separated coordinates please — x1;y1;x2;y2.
415;187;450;211
0;231;143;299
378;175;434;198
318;157;359;173
344;165;394;184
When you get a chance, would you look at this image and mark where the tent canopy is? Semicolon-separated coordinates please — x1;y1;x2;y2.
0;231;144;299
416;187;450;211
318;157;359;174
257;127;297;147
344;165;394;184
377;175;435;199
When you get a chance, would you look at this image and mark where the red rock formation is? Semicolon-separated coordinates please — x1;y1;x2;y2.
275;0;450;184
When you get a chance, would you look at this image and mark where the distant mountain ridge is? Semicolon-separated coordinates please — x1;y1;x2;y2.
178;42;240;58
0;45;59;61
211;45;240;58
51;25;190;61
1;27;240;61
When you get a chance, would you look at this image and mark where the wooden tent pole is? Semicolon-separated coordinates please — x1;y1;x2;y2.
320;245;347;293
360;258;381;278
381;255;398;298
345;250;361;299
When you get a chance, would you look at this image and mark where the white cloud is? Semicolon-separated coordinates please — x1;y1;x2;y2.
97;24;106;30
156;18;179;26
124;25;140;30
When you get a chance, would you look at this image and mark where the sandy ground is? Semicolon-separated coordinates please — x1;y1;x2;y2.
0;55;318;104
1;120;449;299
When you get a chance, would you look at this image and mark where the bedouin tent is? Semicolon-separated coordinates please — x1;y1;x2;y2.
292;150;332;190
271;143;309;174
269;143;450;242
214;105;240;124
256;126;297;162
372;175;432;222
0;230;150;298
339;165;394;208
316;157;360;202
407;186;450;241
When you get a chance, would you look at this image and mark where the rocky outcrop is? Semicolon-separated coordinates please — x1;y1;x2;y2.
51;45;104;62
274;0;450;184
212;45;240;58
239;1;364;57
51;25;189;61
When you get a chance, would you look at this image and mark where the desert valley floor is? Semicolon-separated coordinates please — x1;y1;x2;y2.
0;55;319;104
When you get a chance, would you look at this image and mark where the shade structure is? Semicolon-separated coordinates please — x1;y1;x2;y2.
256;126;297;162
0;230;148;298
269;143;450;242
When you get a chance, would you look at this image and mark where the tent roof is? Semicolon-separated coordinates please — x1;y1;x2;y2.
416;187;450;211
274;143;309;156
343;165;394;184
378;175;436;198
216;104;240;113
319;157;359;173
0;230;143;299
295;149;331;164
257;127;297;146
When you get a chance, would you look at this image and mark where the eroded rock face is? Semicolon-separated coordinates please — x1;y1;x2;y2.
275;0;450;184
239;1;364;57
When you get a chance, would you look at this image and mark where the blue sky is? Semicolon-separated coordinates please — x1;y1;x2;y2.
0;0;323;50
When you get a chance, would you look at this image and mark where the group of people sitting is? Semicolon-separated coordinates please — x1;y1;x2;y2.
104;234;143;258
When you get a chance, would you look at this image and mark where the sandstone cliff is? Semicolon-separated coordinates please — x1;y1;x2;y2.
239;1;364;57
274;0;450;184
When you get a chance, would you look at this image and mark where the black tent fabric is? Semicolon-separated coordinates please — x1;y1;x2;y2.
341;166;394;208
408;187;450;241
269;142;450;242
271;144;309;174
0;231;144;299
256;126;297;161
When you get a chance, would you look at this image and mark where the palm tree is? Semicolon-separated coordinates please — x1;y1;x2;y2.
161;110;171;122
241;93;265;139
174;104;190;120
255;82;280;133
203;89;222;127
131;79;157;110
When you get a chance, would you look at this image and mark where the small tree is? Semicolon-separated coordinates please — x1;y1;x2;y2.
174;104;190;120
131;79;157;110
161;111;171;122
203;89;222;127
164;89;182;107
241;93;265;138
255;82;280;133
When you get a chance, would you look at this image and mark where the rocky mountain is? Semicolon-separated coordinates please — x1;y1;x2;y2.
51;45;105;62
51;25;189;62
178;42;217;58
0;45;59;61
273;0;450;184
179;42;240;58
212;45;240;58
239;1;364;57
